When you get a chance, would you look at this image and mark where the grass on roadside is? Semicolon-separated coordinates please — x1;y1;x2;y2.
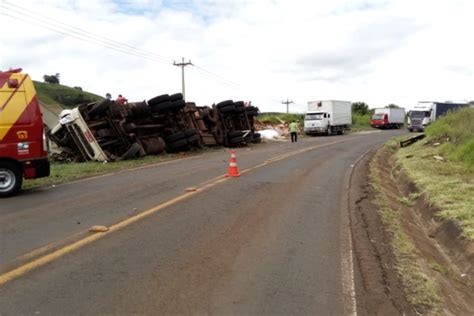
394;108;474;239
370;147;441;312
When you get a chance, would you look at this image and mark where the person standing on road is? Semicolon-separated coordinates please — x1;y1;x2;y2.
290;120;298;143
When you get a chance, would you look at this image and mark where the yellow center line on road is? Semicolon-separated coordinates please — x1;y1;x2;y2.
0;136;358;286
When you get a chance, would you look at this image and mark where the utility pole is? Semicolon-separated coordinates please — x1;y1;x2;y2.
173;57;193;99
282;99;294;113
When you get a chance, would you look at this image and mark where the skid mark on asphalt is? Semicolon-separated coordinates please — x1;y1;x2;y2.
0;136;360;286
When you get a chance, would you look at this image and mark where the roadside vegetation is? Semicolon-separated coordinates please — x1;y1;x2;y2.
370;146;442;313
395;107;474;239
34;80;103;109
258;113;304;125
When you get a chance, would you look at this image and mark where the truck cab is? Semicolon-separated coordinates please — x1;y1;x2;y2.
304;111;331;135
0;68;50;197
370;113;387;128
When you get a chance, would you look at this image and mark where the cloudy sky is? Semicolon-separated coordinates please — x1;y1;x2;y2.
1;0;473;112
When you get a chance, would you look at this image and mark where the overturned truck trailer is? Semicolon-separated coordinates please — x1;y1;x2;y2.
48;93;261;162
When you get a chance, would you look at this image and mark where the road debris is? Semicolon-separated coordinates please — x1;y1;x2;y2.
88;225;109;233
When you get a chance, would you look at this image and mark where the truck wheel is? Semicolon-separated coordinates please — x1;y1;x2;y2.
212;126;224;145
184;128;199;137
216;100;233;109
187;134;201;144
203;108;218;124
148;94;170;106
165;132;186;143
218;105;235;114
228;136;244;146
0;161;23;197
227;130;243;138
171;99;186;110
168;138;189;151
169;93;183;102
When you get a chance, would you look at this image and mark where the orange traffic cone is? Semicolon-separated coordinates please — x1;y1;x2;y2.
226;150;240;177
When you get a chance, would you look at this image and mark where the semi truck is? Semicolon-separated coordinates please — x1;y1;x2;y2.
304;100;352;135
370;107;405;129
407;101;469;132
0;68;50;197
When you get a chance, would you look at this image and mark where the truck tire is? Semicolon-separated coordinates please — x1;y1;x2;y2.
0;161;23;197
165;132;186;143
228;136;244;146
233;101;245;108
216;100;233;109
202;108;218;124
184;128;199;137
187;134;201;144
212;126;224;145
228;130;243;138
168;138;189;151
169;93;183;101
150;101;174;113
147;94;170;106
218;104;235;114
171;99;186;110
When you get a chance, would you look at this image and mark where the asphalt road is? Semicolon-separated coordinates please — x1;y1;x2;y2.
0;130;405;315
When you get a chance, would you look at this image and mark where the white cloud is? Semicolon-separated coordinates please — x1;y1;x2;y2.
1;0;473;113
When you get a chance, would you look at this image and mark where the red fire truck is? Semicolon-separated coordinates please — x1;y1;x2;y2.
0;68;50;197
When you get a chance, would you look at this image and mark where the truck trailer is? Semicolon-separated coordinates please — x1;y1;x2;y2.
0;68;50;197
304;100;352;136
370;107;405;129
408;101;469;132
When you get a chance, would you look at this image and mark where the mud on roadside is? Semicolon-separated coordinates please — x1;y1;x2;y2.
349;146;474;315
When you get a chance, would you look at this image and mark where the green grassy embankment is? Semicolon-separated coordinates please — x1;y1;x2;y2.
396;107;474;239
34;81;103;110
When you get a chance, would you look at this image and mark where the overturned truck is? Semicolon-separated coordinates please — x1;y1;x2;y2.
48;93;261;162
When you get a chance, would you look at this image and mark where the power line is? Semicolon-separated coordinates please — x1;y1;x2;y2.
0;1;241;89
282;99;294;113
0;0;173;64
173;57;193;99
192;65;240;87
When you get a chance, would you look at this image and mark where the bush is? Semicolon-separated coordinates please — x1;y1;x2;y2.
426;108;474;169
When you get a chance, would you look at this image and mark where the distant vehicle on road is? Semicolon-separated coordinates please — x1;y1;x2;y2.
370;107;405;129
304;100;352;136
0;68;50;197
407;101;469;132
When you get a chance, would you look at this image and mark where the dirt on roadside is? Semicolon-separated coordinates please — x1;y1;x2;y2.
349;147;474;315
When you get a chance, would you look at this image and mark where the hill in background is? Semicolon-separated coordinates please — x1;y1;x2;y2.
34;81;104;128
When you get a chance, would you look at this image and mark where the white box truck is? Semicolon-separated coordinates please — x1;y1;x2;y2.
304;100;352;136
370;107;405;129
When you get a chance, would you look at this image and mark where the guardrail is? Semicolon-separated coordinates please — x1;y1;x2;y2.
399;133;425;148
